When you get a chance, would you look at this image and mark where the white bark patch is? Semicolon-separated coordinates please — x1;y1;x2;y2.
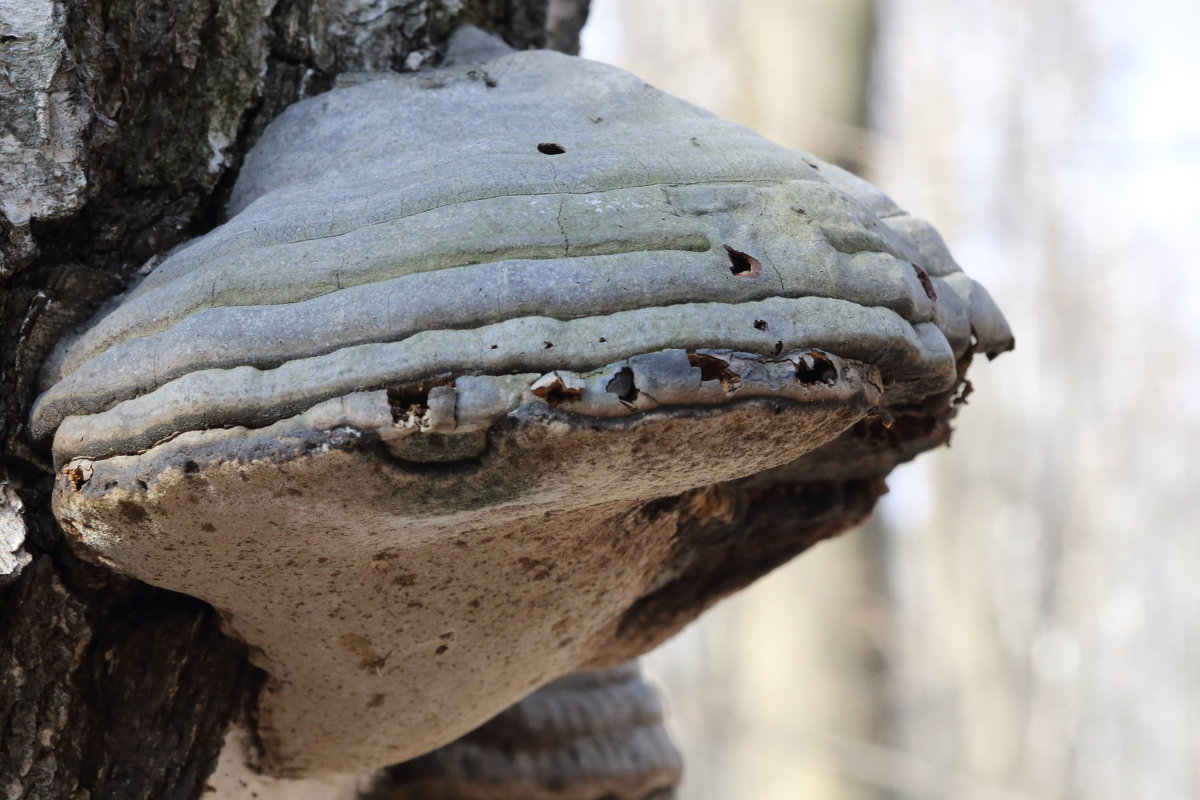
0;0;89;224
0;484;31;584
207;129;233;173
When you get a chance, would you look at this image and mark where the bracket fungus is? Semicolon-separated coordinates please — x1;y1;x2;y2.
32;28;1012;777
362;661;682;799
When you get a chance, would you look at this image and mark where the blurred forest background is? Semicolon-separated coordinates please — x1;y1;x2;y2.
582;1;1200;798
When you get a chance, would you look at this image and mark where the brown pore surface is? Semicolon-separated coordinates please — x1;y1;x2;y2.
53;391;877;776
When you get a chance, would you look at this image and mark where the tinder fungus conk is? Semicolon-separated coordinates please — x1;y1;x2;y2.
363;662;682;800
32;28;1012;776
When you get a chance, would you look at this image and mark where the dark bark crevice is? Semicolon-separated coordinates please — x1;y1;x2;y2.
0;557;259;800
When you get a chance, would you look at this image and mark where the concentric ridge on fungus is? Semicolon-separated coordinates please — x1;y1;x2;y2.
33;28;1012;777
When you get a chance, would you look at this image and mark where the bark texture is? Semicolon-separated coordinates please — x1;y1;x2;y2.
0;557;257;799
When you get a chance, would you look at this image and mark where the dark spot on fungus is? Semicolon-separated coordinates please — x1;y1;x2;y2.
65;465;89;489
200;522;216;532
537;142;566;155
753;319;768;331
605;367;639;405
518;556;553;581
385;394;424;422
367;694;385;708
489;344;498;349
912;263;938;300
793;350;838;385
435;645;449;655
687;352;742;392
543;341;553;349
393;573;417;587
531;375;584;407
385;378;453;421
598;337;607;343
182;460;200;475
774;340;784;356
359;654;388;673
723;244;762;278
116;499;149;524
466;69;497;87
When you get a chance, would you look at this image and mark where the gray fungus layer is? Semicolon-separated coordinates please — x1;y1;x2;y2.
35;29;1012;778
32;38;1010;461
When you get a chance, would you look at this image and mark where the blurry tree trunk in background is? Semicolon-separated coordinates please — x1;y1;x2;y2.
871;2;1200;799
0;3;585;798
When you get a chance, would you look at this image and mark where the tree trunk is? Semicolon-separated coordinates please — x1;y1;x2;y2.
0;3;588;798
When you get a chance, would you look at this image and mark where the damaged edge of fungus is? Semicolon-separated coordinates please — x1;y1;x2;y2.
54;347;883;468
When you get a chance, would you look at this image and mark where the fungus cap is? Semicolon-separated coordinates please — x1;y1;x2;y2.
33;29;1011;776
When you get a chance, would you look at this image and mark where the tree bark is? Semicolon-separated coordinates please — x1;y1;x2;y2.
0;3;586;798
